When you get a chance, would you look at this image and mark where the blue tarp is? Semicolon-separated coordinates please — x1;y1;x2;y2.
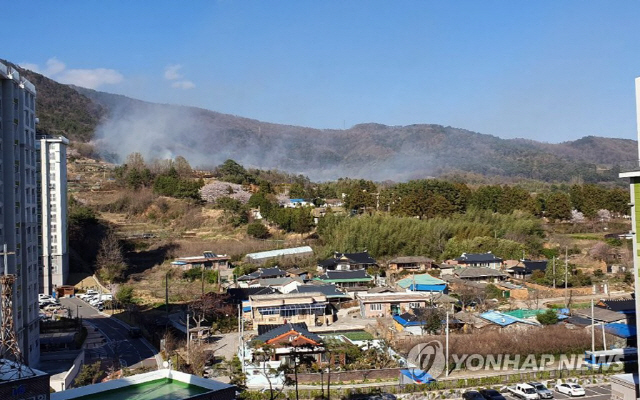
393;315;424;327
400;369;435;383
479;311;521;326
408;284;447;292
605;323;637;338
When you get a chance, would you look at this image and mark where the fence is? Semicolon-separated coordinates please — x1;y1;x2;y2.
287;368;403;384
243;368;616;400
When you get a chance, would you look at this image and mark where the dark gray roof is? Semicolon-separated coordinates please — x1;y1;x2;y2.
316;269;372;280
598;299;636;313
252;323;322;344
563;316;593;327
238;267;287;281
389;256;433;264
522;260;548;272
227;287;280;303
318;251;377;268
456;267;506;279
456;253;503;263
574;307;626;323
291;284;349;298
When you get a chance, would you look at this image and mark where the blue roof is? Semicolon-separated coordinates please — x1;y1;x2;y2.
479;311;539;327
400;369;435;383
605;323;637;338
290;199;305;202
406;284;447;292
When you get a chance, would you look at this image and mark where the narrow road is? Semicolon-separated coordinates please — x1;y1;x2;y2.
60;297;159;369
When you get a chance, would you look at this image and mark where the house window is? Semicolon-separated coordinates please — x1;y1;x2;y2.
409;302;421;309
370;303;382;311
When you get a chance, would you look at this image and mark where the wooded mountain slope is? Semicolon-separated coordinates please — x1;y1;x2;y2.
10;60;635;182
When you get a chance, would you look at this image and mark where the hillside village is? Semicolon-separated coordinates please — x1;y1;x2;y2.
56;150;638;397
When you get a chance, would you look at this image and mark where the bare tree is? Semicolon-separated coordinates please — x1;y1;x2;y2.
457;285;483;310
126;152;146;170
174;156;193;178
96;231;127;283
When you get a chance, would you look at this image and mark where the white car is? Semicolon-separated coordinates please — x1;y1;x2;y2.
555;383;585;397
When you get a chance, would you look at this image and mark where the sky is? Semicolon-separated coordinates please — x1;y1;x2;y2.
3;1;640;142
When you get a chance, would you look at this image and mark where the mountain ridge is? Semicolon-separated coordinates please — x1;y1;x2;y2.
9;60;636;183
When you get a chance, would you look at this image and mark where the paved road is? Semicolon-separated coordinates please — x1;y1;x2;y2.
60;297;158;369
499;385;610;400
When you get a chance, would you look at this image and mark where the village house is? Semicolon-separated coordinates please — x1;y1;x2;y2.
314;269;373;293
237;267;287;287
395;273;448;293
596;299;636;315
247;292;334;327
387;256;435;274
478;310;540;331
286;267;309;280
227;287;280;305
453;267;507;283
393;302;459;335
242;322;325;388
317;251;377;272
245;246;314;265
452;252;503;269
506;259;548;279
357;292;444;318
250;323;325;364
251;276;303;294
290;284;351;305
170;251;230;271
285;198;310;208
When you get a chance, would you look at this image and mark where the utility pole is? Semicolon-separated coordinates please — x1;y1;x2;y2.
201;269;205;296
590;299;595;354
552;257;556;289
564;247;569;308
445;311;450;377
601;323;607;351
165;272;170;320
186;313;190;365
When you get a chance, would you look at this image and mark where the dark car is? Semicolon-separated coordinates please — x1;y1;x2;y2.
463;391;486;400
479;389;507;400
128;327;142;338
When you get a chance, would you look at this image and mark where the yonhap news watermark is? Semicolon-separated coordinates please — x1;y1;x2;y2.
407;340;625;379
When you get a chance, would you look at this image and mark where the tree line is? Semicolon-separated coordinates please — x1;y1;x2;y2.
114;153;203;200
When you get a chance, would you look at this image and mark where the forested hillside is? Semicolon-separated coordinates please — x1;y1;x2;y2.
8;59;636;183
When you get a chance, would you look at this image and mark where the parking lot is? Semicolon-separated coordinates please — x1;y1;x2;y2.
499;385;610;400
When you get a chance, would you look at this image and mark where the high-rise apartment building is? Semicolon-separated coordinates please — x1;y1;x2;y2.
618;77;640;390
0;61;41;367
37;135;68;295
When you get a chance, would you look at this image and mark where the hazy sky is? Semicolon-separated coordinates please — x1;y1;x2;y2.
4;1;640;142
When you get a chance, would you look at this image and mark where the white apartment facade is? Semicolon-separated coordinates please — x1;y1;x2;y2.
0;61;41;366
37;135;68;295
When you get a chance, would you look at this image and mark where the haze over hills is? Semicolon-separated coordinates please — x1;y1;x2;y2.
11;60;636;183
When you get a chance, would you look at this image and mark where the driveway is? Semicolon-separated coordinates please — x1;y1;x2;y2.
60;297;159;369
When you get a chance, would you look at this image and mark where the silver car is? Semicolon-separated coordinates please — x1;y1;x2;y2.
528;382;553;399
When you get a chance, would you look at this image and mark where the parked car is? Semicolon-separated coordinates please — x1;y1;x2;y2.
554;383;585;397
528;382;553;399
463;391;486;400
480;389;506;400
507;383;540;399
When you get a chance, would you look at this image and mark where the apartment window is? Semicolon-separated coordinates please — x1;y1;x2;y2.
370;303;383;311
